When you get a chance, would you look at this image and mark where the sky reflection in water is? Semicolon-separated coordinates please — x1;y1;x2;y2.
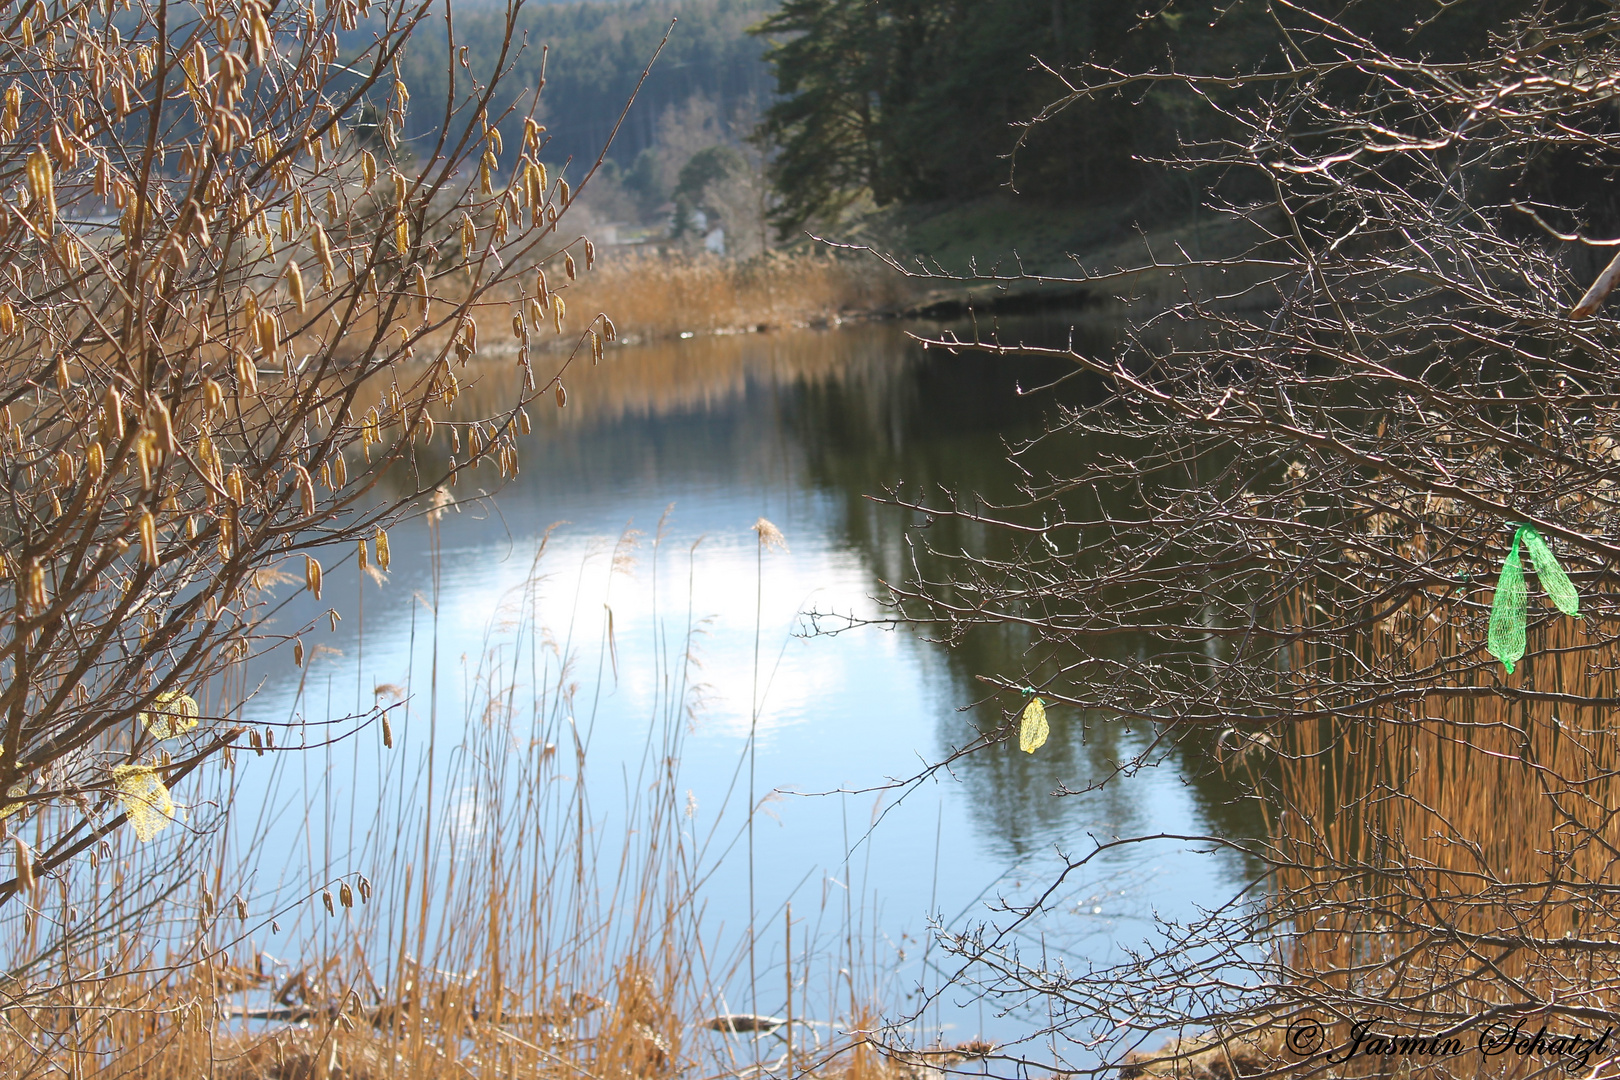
231;318;1258;1051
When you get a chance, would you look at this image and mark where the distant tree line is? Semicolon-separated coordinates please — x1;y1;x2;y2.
387;1;1588;243
755;0;1553;234
394;0;773;191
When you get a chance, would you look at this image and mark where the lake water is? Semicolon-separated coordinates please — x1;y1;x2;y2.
225;316;1260;1065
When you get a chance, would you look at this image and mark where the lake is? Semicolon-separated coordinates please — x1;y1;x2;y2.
225;315;1262;1067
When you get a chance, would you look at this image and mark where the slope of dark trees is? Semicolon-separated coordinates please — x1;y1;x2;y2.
755;0;1561;233
389;1;1619;245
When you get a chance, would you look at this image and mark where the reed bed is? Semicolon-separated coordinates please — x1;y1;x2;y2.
1114;601;1620;1079
0;520;908;1080
312;248;918;465
1262;602;1620;1076
546;249;916;344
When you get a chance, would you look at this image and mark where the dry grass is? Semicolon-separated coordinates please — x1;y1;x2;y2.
1258;604;1620;1076
552;248;917;345
0;525;908;1080
1115;598;1620;1079
1280;611;1620;977
1116;1027;1280;1079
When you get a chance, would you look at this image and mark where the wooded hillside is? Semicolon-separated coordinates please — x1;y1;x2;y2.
395;0;773;182
756;0;1563;232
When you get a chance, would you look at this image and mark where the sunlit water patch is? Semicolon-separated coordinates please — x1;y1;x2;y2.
224;320;1258;1059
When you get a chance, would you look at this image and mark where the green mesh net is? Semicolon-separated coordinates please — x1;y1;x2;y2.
1521;528;1580;617
1488;535;1527;673
1487;525;1579;674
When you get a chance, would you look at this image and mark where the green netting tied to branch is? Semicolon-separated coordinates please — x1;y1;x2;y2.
1487;524;1580;674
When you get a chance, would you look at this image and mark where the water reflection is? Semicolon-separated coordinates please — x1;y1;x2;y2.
238;316;1261;1047
762;320;1266;860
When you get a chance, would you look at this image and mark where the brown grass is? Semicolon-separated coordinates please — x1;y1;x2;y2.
1261;604;1620;1075
1115;596;1620;1079
1116;1027;1281;1079
0;528;908;1080
552;248;917;345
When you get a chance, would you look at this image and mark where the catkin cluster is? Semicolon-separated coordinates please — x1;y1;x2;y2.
0;0;593;903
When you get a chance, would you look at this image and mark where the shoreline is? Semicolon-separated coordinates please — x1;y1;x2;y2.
548;208;1273;351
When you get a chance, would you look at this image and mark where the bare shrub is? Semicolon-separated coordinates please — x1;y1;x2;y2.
0;0;613;1040
853;4;1620;1076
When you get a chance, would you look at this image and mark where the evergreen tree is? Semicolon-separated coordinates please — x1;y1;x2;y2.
395;0;775;176
754;1;1543;235
754;0;890;233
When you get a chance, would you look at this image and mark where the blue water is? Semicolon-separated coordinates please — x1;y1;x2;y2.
221;319;1256;1064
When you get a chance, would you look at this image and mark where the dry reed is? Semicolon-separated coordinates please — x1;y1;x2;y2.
0;522;907;1080
1109;608;1620;1079
1265;608;1620;1069
545;249;916;345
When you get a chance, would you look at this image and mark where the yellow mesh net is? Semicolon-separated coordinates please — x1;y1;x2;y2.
141;690;199;740
1019;697;1049;754
112;764;175;841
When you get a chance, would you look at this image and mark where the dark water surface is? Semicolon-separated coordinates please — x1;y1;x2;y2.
230;317;1259;1056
